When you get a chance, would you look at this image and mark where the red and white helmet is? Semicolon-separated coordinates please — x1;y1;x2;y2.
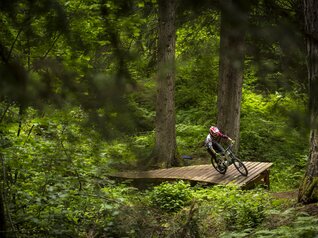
209;126;220;136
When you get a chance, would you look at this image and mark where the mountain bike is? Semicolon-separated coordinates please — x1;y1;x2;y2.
210;143;248;176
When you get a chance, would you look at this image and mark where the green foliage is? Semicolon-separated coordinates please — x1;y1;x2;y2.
239;85;308;191
104;185;278;237
148;181;193;213
222;208;318;238
176;124;206;156
270;155;307;192
240;88;308;162
193;185;273;230
254;215;318;238
0;104;142;236
175;11;220;125
129;131;155;163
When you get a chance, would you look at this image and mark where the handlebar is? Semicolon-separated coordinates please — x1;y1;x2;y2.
225;140;235;152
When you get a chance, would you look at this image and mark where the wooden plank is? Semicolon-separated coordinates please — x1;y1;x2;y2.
238;162;272;184
176;166;209;181
182;166;201;178
209;165;239;184
197;166;218;181
213;161;257;185
207;161;271;187
231;161;263;183
198;164;222;184
158;168;178;178
190;165;213;181
181;165;208;181
152;166;196;180
235;163;273;186
241;171;268;189
166;166;196;179
232;165;263;185
109;162;273;188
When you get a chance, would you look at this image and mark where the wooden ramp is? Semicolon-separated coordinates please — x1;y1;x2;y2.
110;162;273;189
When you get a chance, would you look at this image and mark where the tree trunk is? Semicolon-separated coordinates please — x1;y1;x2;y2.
298;0;318;204
0;188;5;238
154;0;178;168
217;0;249;151
0;154;6;238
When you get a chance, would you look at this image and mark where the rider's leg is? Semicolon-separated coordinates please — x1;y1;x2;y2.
212;142;228;166
207;148;223;165
207;148;215;157
212;142;225;155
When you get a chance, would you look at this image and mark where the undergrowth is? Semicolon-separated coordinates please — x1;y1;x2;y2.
97;181;318;238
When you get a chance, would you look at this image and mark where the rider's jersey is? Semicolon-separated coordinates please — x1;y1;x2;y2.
205;132;229;148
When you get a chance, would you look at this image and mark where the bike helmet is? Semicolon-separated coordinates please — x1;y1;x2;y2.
209;126;220;136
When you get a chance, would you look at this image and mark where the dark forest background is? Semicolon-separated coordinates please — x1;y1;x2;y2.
1;0;318;237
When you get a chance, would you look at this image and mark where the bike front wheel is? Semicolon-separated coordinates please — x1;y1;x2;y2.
232;157;248;176
211;155;227;174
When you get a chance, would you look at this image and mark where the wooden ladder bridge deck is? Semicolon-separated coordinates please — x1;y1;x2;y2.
111;161;273;189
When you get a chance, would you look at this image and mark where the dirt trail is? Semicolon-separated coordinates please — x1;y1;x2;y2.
272;190;298;200
272;189;318;216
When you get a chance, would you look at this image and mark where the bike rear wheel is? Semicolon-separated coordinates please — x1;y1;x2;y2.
211;155;227;174
232;157;248;176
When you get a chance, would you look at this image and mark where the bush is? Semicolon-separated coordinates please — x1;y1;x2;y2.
193;185;273;230
148;181;193;213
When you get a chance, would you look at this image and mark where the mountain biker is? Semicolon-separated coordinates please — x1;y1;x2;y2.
205;126;233;158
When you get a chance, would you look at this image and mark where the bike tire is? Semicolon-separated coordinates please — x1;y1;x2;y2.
232;157;248;176
211;154;227;174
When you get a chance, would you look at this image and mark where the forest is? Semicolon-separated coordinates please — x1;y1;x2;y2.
1;0;318;237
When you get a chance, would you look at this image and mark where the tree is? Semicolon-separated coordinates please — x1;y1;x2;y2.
0;164;5;238
153;0;178;168
298;0;318;204
216;0;250;150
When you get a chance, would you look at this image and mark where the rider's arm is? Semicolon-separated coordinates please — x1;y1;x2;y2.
219;132;234;143
205;134;217;154
226;136;235;145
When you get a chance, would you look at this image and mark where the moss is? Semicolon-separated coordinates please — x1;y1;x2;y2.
299;176;318;203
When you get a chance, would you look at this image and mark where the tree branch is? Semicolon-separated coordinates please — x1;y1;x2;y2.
0;103;11;124
6;15;32;63
42;33;62;60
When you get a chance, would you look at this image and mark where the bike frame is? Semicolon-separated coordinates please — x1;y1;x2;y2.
223;144;235;165
211;142;248;176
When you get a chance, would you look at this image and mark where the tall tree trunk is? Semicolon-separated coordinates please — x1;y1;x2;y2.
217;0;250;151
0;154;6;238
0;188;6;238
298;0;318;204
154;0;178;168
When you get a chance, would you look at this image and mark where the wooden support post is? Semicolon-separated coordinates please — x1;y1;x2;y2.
263;169;270;190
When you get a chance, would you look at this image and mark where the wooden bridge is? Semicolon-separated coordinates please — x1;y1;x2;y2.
110;161;273;189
